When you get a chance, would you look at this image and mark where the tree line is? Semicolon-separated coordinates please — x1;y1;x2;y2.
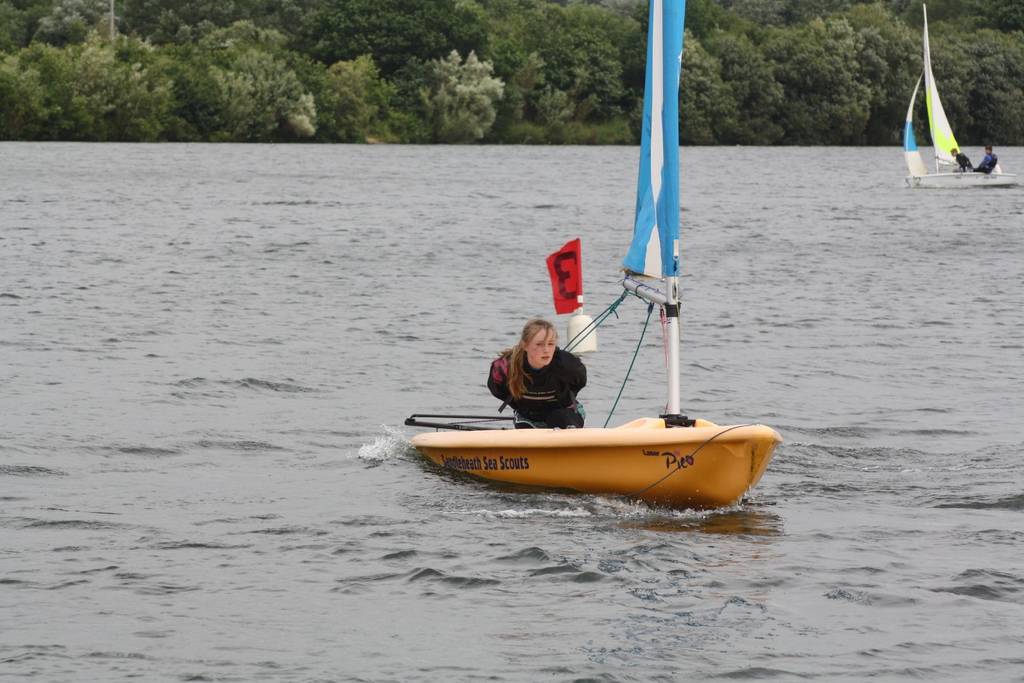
1;0;1022;144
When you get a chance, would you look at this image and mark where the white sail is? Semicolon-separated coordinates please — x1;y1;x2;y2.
922;5;959;171
903;76;929;177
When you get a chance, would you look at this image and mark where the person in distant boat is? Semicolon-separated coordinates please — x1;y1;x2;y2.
488;318;586;429
951;148;972;172
974;145;998;174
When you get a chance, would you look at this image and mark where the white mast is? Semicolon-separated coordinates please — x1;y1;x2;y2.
665;256;680;415
622;264;681;416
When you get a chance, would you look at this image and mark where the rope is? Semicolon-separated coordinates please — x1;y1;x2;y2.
559;288;665;429
604;301;654;427
624;424;754;499
564;291;628;353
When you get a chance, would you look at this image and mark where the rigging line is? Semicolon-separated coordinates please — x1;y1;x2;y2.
660;302;669;365
624;424;754;499
564;291;628;353
604;302;655;427
565;286;652;352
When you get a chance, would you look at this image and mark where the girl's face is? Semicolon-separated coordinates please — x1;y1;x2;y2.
524;329;556;369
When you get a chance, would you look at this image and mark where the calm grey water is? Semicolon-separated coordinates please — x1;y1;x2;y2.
2;143;1023;681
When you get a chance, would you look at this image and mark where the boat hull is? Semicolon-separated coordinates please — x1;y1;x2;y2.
410;418;782;509
906;172;1019;188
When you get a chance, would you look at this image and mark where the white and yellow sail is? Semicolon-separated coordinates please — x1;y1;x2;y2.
922;5;959;170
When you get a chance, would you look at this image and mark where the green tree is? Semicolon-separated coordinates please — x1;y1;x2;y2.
956;31;1024;145
321;54;394;142
156;43;230;139
726;0;868;25
517;2;633;120
0;0;53;51
421;49;503;143
210;51;316;140
844;3;919;144
482;0;640;125
9;42;86;138
898;0;975;26
2;0;1019;144
678;34;738;145
197;22;316;140
0;52;49;138
762;17;872;143
302;0;487;77
685;0;729;39
34;0;109;46
0;2;22;51
123;0;322;44
704;30;785;144
489;49;545;135
123;0;257;43
726;0;788;25
78;38;174;140
4;35;174;140
782;0;858;23
534;85;572;128
150;21;319;141
981;0;1024;31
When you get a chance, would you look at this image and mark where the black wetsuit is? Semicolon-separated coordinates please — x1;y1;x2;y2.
488;348;587;428
955;152;973;172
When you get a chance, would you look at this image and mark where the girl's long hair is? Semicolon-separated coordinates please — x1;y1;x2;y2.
499;318;556;400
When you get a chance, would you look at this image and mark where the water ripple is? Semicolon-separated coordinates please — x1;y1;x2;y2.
0;464;66;476
933;493;1024;511
933;569;1024;603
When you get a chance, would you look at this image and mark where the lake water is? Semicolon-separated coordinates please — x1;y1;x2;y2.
2;143;1023;681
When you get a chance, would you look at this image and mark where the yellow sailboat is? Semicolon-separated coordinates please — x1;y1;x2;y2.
411;418;778;509
406;0;780;509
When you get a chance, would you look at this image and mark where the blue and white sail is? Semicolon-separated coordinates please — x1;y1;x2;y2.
621;0;686;417
903;76;929;178
623;0;685;279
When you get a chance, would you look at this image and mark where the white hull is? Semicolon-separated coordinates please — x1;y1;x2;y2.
906;172;1019;188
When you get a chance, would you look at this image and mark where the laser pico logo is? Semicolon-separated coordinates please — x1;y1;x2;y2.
642;448;695;470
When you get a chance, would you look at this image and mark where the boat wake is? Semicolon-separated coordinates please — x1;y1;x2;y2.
356;426;416;463
448;507;594;519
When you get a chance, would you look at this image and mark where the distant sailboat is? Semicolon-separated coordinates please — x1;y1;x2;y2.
904;5;1018;188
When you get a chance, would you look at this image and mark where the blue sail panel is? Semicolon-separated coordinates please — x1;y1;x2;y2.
903;77;921;153
902;75;929;177
623;0;685;279
903;120;917;152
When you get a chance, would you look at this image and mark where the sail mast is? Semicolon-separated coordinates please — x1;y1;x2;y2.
622;0;686;418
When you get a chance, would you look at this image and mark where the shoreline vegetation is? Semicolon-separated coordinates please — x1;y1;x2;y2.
1;0;1022;145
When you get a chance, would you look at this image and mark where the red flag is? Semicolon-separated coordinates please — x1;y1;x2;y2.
546;238;582;314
